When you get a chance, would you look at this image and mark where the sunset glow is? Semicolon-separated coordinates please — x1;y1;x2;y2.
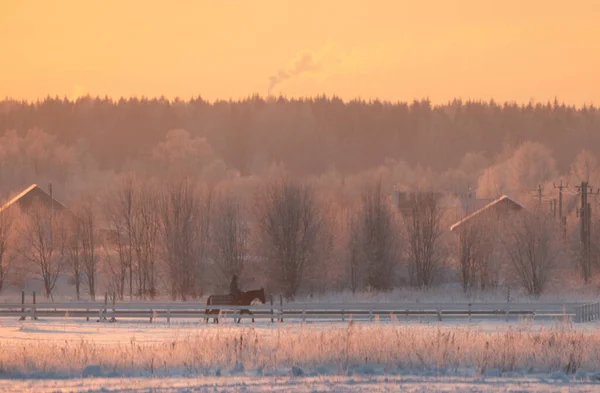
1;0;599;104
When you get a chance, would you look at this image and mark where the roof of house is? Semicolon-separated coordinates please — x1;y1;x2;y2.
449;194;525;232
0;184;67;214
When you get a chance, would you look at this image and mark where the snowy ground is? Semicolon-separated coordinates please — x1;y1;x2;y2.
0;315;598;347
2;375;600;393
0;317;599;392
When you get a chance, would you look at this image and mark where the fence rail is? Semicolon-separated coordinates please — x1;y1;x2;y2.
0;292;585;324
575;302;600;323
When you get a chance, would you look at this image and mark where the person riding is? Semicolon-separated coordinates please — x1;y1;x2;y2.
229;274;241;303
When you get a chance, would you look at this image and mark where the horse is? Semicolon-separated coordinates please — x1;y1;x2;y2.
205;288;266;324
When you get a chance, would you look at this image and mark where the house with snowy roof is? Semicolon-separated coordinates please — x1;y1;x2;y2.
449;195;525;233
0;183;67;215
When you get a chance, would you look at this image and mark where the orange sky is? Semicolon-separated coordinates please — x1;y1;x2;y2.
1;0;599;104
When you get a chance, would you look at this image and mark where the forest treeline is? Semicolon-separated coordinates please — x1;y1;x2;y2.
1;96;600;300
1;96;599;196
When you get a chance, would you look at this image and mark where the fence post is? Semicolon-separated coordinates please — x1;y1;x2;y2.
342;309;345;322
31;291;37;320
18;291;25;321
270;295;274;323
369;309;373;322
279;294;283;323
468;303;472;322
302;307;306;323
150;309;153;323
586;304;589;322
167;307;171;325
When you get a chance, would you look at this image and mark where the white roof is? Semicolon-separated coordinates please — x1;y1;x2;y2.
449;195;524;232
0;184;67;214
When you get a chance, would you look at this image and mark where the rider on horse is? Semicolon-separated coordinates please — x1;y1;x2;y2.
229;274;241;304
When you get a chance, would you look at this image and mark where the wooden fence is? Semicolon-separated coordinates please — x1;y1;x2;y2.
574;302;600;323
0;291;585;324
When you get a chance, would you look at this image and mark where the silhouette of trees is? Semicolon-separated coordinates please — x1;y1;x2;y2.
159;178;209;300
65;194;99;300
347;181;399;291
255;177;327;300
404;192;445;288
500;211;560;297
1;97;598;195
210;194;248;288
455;220;499;294
17;202;69;299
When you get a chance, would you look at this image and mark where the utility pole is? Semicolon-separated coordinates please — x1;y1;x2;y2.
554;181;568;220
554;181;568;240
575;181;599;283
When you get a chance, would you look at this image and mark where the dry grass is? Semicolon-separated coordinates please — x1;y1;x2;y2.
0;320;599;376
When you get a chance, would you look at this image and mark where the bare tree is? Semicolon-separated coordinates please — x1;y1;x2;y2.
159;178;205;300
17;202;69;298
255;178;326;300
130;183;161;299
210;194;248;287
102;178;134;300
500;211;559;297
346;215;364;293
456;225;479;294
455;220;499;294
347;182;398;291
403;192;445;287
67;221;83;300
68;195;98;300
0;208;15;293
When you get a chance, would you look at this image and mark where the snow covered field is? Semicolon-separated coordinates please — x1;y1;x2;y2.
2;375;599;393
0;317;599;392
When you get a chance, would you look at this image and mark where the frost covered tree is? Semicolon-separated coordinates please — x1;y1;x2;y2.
17;202;69;299
347;181;398;291
500;211;560;297
68;195;98;300
404;192;444;287
255;177;327;300
210;194;248;287
159;178;211;300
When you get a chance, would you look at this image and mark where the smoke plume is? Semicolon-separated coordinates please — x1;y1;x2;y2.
268;51;322;95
